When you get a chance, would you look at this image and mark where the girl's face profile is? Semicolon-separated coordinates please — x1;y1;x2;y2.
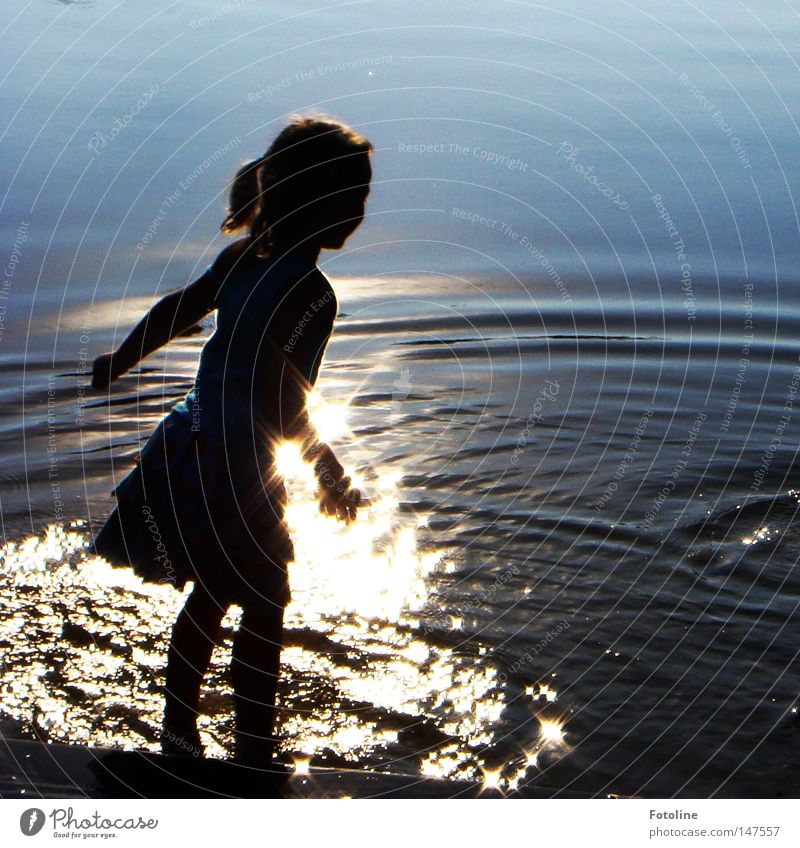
316;156;372;250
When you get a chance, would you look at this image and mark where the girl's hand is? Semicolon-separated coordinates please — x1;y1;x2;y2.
91;352;118;389
318;475;361;523
339;485;362;523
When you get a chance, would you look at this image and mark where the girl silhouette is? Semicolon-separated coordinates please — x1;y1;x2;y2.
91;117;372;764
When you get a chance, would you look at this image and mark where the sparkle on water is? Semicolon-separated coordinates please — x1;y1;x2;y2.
480;767;504;792
475;713;567;795
0;390;576;780
0;392;570;780
539;717;566;745
292;755;311;775
741;526;776;546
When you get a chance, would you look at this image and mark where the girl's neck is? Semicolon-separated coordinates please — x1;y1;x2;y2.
267;241;321;264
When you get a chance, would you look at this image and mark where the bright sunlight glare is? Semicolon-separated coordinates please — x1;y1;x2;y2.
306;389;351;443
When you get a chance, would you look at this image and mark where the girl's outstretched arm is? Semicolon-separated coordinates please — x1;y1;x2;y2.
92;271;217;389
90;238;253;389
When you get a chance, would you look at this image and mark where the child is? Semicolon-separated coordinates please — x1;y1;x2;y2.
90;117;372;764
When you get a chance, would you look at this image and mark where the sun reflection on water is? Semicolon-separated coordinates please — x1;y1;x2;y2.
742;526;776;546
480;767;504;793
272;449;513;776
539;717;566;745
278;430;443;621
306;389;352;444
0;418;571;782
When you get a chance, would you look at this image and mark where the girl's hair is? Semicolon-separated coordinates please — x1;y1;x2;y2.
221;116;373;254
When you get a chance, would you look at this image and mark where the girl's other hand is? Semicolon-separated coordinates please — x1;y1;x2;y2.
338;486;361;523
91;352;117;389
318;475;361;523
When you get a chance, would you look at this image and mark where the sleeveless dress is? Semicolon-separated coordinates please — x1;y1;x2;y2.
91;249;338;610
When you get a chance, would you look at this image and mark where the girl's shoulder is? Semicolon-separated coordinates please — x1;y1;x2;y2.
208;237;256;282
209;239;336;314
209;239;331;290
272;262;337;319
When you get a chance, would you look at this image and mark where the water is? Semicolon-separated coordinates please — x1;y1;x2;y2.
1;0;799;797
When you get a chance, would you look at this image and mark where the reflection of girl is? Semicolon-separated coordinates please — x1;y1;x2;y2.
91;117;372;763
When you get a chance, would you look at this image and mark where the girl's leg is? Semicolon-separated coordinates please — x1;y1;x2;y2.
163;583;226;754
231;605;284;762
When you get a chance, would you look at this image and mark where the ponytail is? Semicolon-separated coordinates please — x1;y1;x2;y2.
221;157;263;234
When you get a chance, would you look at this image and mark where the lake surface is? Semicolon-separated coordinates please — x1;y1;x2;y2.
1;0;799;797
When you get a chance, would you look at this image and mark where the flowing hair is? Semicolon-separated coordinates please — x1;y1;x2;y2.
221;116;373;255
